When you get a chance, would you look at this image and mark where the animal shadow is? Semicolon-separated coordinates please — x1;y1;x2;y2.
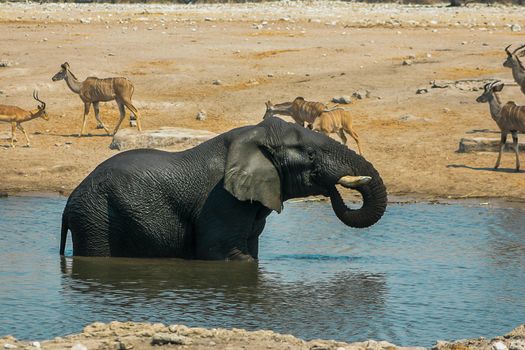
447;164;524;173
47;133;111;138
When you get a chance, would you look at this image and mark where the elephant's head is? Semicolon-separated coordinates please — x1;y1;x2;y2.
223;117;387;228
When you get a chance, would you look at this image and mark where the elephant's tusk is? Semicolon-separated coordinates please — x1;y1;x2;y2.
337;175;372;188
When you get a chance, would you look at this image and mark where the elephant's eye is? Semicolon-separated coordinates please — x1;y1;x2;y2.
306;147;316;161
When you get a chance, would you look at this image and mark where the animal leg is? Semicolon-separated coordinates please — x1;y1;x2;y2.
16;123;30;147
10;122;16;148
80;103;90;137
495;132;508;169
123;100;142;132
346;127;363;155
512;131;520;172
93;102;110;135
112;101;127;136
338;129;348;145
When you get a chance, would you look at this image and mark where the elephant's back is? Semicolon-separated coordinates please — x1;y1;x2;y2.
63;148;203;257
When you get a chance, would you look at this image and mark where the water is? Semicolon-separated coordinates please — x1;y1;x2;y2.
0;196;524;346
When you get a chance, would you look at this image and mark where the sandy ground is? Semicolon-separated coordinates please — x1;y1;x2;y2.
1;2;525;201
1;322;524;350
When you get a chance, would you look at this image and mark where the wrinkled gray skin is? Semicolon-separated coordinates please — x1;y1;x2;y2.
60;117;387;260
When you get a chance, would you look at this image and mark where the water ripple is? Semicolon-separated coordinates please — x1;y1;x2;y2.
0;196;524;346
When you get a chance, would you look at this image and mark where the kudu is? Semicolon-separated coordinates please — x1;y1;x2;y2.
263;97;329;127
309;108;363;155
52;62;142;136
476;80;525;172
503;44;525;95
263;97;362;154
0;91;49;147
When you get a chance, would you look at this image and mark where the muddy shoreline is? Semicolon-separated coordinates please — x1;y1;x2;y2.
3;190;525;211
1;322;524;350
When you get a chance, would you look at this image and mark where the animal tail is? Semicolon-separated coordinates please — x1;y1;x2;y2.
59;211;68;256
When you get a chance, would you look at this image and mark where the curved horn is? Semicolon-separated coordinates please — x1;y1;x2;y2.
484;81;496;91
33;90;46;109
512;44;525;55
485;80;500;91
505;44;512;56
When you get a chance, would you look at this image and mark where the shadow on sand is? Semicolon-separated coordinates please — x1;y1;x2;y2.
447;164;523;173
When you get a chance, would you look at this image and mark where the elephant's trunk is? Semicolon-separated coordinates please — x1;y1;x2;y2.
329;156;387;228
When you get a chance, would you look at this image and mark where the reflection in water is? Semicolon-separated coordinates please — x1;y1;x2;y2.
59;256;387;341
1;196;525;346
486;207;525;266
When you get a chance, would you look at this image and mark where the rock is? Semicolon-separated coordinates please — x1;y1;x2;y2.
79;18;91;24
399;114;430;122
110;127;217;151
0;60;13;68
71;344;87;350
331;96;352;104
493;342;509;350
30;342;41;348
402;59;412;66
430;80;452;88
352;90;370;99
399;114;419;121
3;344;17;349
0;191;7;198
118;341;134;350
151;333;191;345
458;137;525;153
416;88;428;94
509;340;525;350
510;24;522;32
212;79;222;85
196;110;207;121
443;108;450;113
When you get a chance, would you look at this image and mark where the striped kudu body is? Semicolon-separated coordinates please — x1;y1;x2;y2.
52;62;142;136
503;44;525;95
0;91;49;147
310;108;363;155
476;80;525;171
263;97;329;127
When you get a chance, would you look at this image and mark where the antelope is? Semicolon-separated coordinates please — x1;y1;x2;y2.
51;62;142;136
263;97;330;127
0;91;48;148
476;80;525;172
308;108;363;155
503;44;525;95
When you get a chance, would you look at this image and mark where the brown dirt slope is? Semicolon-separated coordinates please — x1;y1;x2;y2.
1;3;525;201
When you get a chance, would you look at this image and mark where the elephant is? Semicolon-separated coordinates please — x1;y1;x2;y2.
60;117;387;260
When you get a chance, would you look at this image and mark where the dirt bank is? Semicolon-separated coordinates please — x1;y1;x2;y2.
1;2;525;201
1;322;524;350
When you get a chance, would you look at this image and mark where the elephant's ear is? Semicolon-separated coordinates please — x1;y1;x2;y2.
224;127;282;213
